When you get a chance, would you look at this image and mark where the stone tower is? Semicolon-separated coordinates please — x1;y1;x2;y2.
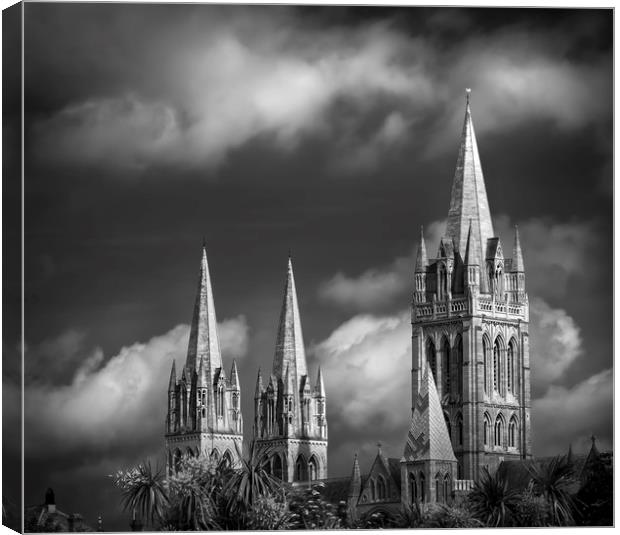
254;257;328;483
165;246;243;473
411;90;531;481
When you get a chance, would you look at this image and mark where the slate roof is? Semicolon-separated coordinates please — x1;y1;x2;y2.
316;477;351;504
446;91;495;259
404;362;457;463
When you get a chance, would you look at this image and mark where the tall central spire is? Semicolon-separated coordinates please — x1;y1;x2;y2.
185;245;222;377
273;256;308;384
446;89;494;260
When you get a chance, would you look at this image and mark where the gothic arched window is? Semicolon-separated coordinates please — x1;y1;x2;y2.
509;416;518;448
217;385;225;418
483;413;491;446
444;412;451;441
232;392;239;410
455;335;463;396
493;340;501;393
295;455;307;482
409;473;417;503
435;473;442;503
494;414;504;447
483;336;490;394
443;474;450;503
419;473;426;502
442;337;451;395
507;340;516;393
273;455;283;480
377;476;387;500
308;456;318;481
222;450;233;468
370;479;376;501
438;263;448;300
427;339;437;386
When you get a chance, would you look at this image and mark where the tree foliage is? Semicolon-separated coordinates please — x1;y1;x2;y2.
467;467;520;527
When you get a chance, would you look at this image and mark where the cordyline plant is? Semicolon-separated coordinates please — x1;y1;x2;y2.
111;459;169;530
526;454;580;526
467;467;520;527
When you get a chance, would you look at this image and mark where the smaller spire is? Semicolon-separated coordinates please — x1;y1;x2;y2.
255;368;264;398
415;226;428;272
183;365;192;385
464;219;479;265
512;225;524;272
168;360;177;391
230;360;240;389
348;452;362;499
315;366;326;397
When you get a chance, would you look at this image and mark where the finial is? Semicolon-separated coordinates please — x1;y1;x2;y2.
591;434;596;446
466;88;471;105
354;452;358;459
288;248;292;259
202;235;207;248
377;441;382;451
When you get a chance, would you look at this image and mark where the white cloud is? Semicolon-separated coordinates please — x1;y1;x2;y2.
310;311;411;431
29;12;610;174
218;315;250;361
532;368;612;456
22;317;249;459
529;297;583;393
318;219;445;311
493;215;595;300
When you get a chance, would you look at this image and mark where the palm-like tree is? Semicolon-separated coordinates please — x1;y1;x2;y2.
467;467;520;527
223;440;283;528
113;459;169;529
527;454;578;526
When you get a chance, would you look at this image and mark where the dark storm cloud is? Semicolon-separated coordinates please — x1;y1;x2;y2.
25;5;611;176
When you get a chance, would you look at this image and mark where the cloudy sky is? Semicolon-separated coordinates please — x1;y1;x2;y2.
3;3;612;531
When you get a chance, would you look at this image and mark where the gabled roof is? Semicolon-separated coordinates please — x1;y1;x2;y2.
186;246;223;379
485;237;504;260
437;237;455;260
316;477;351;505
403;362;456;463
273;257;308;387
446;90;495;260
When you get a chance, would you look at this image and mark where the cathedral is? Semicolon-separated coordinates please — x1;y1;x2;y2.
164;90;531;510
345;90;532;517
165;252;327;481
